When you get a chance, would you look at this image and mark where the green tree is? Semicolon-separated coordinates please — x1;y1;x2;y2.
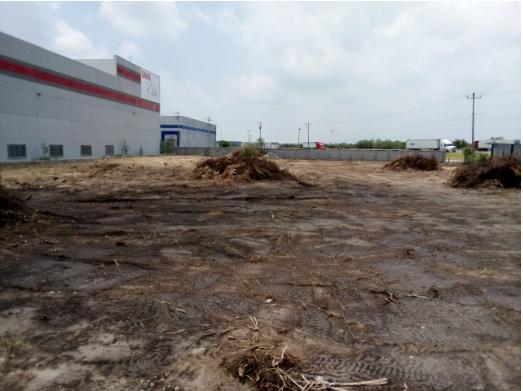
453;139;469;150
218;140;231;147
463;146;489;164
256;137;265;148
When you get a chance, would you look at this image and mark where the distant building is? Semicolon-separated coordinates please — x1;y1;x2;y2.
160;116;216;149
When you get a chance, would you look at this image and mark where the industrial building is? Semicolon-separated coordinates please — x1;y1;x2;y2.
160;116;216;149
0;32;216;163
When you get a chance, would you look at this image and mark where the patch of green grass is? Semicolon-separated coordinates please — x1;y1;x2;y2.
447;151;464;161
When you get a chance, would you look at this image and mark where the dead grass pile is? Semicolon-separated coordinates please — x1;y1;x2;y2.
449;156;521;188
0;185;30;226
223;344;388;390
193;147;308;184
384;154;439;171
223;344;300;391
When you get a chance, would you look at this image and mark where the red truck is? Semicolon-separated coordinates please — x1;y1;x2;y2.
303;142;326;150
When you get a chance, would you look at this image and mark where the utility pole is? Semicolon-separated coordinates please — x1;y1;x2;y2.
467;93;481;149
298;128;301;146
306;121;310;149
258;122;263;148
247;129;251;144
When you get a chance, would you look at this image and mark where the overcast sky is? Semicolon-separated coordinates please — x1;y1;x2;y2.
0;1;520;143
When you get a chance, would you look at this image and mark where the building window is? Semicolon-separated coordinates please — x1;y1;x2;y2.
81;145;92;156
105;145;114;156
49;144;64;157
7;144;27;160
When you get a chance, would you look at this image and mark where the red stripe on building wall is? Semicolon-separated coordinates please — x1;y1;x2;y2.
117;64;141;83
0;58;159;112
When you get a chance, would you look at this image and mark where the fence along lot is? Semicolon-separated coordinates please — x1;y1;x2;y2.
171;147;446;162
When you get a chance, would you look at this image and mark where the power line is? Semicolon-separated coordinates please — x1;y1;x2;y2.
217;92;516;131
480;117;521;121
313;94;466;127
479;90;520;97
333;116;471;138
238;94;465;131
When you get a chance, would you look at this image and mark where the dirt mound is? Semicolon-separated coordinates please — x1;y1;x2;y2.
449;156;521;188
193;147;308;184
384;154;439;171
0;186;30;226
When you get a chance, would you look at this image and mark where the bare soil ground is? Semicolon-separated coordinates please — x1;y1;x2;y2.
0;156;520;391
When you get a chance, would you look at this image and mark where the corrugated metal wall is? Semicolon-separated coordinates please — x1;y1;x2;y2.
168;147;447;162
491;143;521;158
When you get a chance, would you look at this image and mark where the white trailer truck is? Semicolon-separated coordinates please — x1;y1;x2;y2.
406;139;456;152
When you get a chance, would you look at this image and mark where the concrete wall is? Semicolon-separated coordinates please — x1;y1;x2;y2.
491;143;521;158
160;116;216;148
0;32;160;163
167;147;446;162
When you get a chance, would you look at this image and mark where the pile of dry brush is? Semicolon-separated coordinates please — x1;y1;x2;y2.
221;317;388;391
222;343;388;391
0;185;30;226
450;156;520;188
384;154;439;171
193;147;308;184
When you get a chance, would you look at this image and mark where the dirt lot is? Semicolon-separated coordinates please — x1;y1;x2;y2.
0;156;520;391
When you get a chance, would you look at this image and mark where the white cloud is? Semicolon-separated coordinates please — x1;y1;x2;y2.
0;2;519;142
52;20;109;58
190;2;519;141
231;73;280;102
158;70;219;119
118;40;140;61
0;3;108;59
99;2;187;39
0;3;58;47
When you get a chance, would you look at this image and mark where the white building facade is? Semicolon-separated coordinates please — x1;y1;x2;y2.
0;32;215;163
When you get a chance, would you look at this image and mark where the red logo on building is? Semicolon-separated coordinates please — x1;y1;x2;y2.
141;70;151;80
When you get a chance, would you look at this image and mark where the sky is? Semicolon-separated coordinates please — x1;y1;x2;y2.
0;1;520;143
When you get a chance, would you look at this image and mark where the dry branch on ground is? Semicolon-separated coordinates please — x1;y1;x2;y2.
193;147;309;184
384;154;439;171
449;156;520;188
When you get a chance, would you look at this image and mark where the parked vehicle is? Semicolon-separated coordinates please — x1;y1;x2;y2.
406;139;456;152
303;142;326;150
